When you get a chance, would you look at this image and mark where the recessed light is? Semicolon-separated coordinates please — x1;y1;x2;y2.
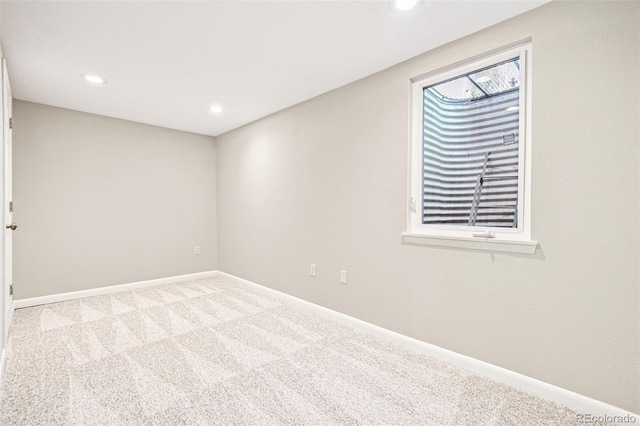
394;0;418;11
506;106;519;111
209;104;225;114
475;76;491;83
81;74;107;85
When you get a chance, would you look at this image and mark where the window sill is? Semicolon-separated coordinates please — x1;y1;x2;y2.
402;233;538;255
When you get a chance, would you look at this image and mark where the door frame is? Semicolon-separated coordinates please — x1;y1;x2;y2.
2;57;13;347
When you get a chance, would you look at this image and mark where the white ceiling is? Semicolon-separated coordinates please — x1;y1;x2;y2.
1;1;547;137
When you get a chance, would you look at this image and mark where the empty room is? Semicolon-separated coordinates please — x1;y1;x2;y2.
0;0;637;424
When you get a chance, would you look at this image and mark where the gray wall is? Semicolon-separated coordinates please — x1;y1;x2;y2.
13;101;217;299
216;1;639;412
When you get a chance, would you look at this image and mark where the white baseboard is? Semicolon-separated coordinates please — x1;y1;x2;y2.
217;271;639;420
13;271;218;309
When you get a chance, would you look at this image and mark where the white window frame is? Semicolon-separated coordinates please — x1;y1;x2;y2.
403;40;537;254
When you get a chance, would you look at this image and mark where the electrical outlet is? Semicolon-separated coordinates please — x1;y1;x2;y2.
340;270;347;285
195;246;200;255
310;264;316;277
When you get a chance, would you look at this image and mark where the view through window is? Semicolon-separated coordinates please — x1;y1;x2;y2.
422;57;522;229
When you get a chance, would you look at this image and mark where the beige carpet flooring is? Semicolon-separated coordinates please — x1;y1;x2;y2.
0;275;598;425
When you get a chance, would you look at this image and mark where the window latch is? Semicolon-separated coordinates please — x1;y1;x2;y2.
472;231;495;239
410;197;416;213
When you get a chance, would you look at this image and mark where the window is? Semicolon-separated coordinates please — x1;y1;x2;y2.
404;41;537;254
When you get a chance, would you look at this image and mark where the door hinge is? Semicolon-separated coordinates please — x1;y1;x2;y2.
9;201;13;213
9;284;13;296
9;117;12;129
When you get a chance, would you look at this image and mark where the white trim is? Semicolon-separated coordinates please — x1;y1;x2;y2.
13;271;218;309
407;39;534;248
5;297;12;335
0;348;6;385
218;271;638;419
410;38;534;84
402;232;538;254
1;303;12;385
